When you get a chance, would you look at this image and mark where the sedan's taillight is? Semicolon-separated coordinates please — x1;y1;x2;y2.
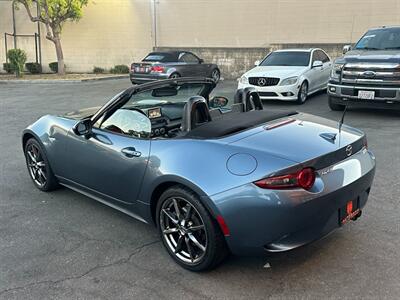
151;66;165;73
254;167;316;190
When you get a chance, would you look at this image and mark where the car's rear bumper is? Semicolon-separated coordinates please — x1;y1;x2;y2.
130;73;169;84
237;82;300;101
328;82;400;110
211;148;376;256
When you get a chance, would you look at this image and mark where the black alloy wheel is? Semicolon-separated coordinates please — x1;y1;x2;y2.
157;186;228;271
24;138;59;191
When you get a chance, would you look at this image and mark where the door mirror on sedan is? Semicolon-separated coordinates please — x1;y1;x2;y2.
73;119;92;137
312;60;323;68
199;58;204;64
254;60;260;66
209;96;229;108
343;45;352;54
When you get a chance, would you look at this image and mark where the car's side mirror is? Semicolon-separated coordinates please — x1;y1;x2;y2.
312;60;323;68
254;60;260;66
209;96;229;108
73;119;92;137
343;45;352;54
199;59;204;64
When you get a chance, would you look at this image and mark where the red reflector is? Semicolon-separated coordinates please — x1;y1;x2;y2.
216;215;230;236
346;201;353;215
151;66;165;73
363;138;368;149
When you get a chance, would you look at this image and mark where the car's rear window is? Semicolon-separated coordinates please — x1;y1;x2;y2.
143;53;177;62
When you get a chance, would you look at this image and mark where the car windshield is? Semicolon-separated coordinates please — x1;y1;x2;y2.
355;28;400;50
126;82;209;109
260;51;311;67
143;53;177;62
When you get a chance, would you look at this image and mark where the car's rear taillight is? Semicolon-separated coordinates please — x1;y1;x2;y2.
254;167;316;190
151;66;165;73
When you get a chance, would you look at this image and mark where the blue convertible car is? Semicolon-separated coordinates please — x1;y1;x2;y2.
23;77;376;271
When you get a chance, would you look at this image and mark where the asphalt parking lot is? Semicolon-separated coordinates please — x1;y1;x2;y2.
0;79;399;299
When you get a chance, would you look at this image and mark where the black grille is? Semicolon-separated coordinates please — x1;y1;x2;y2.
249;77;280;86
341;87;396;98
258;92;278;97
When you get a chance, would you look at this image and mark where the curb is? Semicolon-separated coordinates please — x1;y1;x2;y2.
0;74;129;84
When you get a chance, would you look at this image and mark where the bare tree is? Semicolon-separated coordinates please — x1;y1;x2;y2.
15;0;88;75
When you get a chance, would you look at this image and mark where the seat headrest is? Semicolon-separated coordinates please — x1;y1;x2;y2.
181;96;212;132
234;87;263;112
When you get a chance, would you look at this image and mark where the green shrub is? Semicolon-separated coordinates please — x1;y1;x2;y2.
7;49;27;77
3;63;13;74
110;64;129;74
93;66;105;74
25;62;42;74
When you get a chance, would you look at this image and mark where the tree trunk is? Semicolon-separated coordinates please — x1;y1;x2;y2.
53;34;65;75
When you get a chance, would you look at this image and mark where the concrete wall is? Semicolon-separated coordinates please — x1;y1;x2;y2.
0;0;153;73
156;0;400;47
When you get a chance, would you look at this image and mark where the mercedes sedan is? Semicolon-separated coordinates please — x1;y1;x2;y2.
238;48;332;104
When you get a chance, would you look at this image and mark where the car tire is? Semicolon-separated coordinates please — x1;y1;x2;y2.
24;138;59;192
156;186;229;271
328;96;346;111
297;81;308;104
211;69;221;83
169;73;180;79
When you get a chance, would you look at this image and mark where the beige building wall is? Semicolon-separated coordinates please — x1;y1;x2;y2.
0;0;153;73
156;0;400;47
1;0;400;73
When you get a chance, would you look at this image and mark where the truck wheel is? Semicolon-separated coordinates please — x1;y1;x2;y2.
328;96;345;111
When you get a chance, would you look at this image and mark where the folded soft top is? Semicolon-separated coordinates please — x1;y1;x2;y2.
184;110;298;139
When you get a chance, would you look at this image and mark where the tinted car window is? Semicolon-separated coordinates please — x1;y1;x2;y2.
182;53;200;64
318;50;330;63
355;27;400;50
260;51;311;67
143;53;177;62
311;51;319;63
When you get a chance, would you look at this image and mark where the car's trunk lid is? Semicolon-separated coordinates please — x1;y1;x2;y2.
228;113;366;170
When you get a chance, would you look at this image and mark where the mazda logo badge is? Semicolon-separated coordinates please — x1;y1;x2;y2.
362;70;376;78
258;78;267;86
345;145;353;157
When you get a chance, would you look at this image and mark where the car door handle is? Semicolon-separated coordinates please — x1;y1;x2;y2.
121;147;141;158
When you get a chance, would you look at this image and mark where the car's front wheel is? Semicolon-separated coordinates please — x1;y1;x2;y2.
156;186;229;271
297;81;308;104
24;138;59;191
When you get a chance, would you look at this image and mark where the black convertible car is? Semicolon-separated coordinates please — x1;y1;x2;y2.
130;51;221;85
